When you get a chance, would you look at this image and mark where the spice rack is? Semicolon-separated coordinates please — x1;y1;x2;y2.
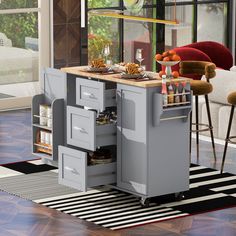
32;68;67;165
32;95;64;161
163;92;191;108
153;84;192;127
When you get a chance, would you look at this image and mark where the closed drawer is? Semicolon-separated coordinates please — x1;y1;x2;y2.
67;106;116;151
58;146;116;191
76;77;116;110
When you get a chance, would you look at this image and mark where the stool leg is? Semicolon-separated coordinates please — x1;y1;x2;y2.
221;105;235;174
205;95;217;161
195;96;199;159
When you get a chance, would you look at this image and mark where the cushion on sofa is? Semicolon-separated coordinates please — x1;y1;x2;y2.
207;69;236;105
230;66;236;72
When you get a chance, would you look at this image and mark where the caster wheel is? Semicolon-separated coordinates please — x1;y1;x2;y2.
140;198;150;207
175;192;184;201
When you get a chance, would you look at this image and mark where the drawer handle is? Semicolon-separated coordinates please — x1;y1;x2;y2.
83;92;96;99
65;166;80;175
73;126;87;133
160;115;188;121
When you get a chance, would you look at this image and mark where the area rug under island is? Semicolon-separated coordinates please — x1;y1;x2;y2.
0;160;236;230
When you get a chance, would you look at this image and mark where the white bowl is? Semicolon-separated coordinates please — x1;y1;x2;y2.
157;61;180;67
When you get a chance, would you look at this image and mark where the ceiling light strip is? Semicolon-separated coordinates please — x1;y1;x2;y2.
89;12;178;25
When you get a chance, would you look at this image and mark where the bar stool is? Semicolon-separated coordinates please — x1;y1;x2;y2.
221;92;236;173
179;61;217;160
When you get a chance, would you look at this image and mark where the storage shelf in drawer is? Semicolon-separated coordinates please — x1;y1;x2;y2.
59;146;116;191
67;106;117;151
76;77;116;110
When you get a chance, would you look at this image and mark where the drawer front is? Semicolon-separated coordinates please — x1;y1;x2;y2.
58;146;87;191
67;106;117;151
76;78;105;110
58;146;117;192
67;106;96;151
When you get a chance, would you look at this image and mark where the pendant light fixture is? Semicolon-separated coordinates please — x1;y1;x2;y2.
89;0;178;25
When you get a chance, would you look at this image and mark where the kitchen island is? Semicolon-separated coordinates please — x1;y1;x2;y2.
33;66;192;206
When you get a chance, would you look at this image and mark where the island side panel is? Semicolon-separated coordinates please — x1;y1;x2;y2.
117;84;148;195
147;86;191;197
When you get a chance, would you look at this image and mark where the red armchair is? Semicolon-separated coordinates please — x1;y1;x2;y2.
184;41;233;70
170;41;233;80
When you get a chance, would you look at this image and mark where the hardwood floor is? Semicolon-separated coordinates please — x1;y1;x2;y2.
0;109;37;165
1;109;236;235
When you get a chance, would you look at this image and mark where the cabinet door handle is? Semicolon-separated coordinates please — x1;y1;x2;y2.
73;126;87;133
65;167;80;175
160;115;188;121
83;92;96;99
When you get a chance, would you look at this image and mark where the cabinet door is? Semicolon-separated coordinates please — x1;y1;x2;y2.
42;68;67;102
117;84;148;195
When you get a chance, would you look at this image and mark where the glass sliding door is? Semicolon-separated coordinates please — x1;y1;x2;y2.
0;0;50;110
87;0;161;71
165;0;231;51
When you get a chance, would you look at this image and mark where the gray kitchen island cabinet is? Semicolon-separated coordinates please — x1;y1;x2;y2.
116;83;191;203
41;66;192;206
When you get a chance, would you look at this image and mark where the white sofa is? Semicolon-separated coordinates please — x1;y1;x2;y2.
194;67;236;140
0;32;39;85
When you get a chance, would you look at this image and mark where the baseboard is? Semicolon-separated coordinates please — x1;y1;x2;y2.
0;96;32;111
193;134;236;149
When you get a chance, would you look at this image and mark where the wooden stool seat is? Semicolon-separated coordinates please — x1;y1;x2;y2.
227;92;236;105
190;80;213;96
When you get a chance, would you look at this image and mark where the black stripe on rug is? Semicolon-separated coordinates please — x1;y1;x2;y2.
1;161;236;230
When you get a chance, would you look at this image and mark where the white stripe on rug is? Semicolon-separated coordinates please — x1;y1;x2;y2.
79;203;156;219
88;207;173;223
35;188;109;203
49;193;127;209
110;213;189;230
60;195;136;212
72;201;143;217
190;166;208;171
190;176;236;188
103;210;183;227
210;184;236;192
40;190;121;206
190;170;220;179
64;198;138;214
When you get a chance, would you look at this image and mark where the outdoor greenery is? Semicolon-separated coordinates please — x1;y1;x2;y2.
0;0;38;48
88;0;119;63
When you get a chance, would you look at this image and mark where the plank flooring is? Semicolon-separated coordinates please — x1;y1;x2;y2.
1;109;236;235
0;109;37;165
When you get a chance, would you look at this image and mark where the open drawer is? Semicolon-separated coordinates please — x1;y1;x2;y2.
76;77;116;111
67;106;116;151
58;146;117;191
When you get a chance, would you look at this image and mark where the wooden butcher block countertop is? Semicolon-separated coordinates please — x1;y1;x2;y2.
61;66;190;88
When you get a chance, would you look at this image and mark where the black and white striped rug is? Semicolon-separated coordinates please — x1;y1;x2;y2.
1;160;236;230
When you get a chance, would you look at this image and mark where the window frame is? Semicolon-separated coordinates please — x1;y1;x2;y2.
0;0;51;110
83;0;233;65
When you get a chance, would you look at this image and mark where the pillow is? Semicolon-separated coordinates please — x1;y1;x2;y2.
230;66;236;72
207;69;236;105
